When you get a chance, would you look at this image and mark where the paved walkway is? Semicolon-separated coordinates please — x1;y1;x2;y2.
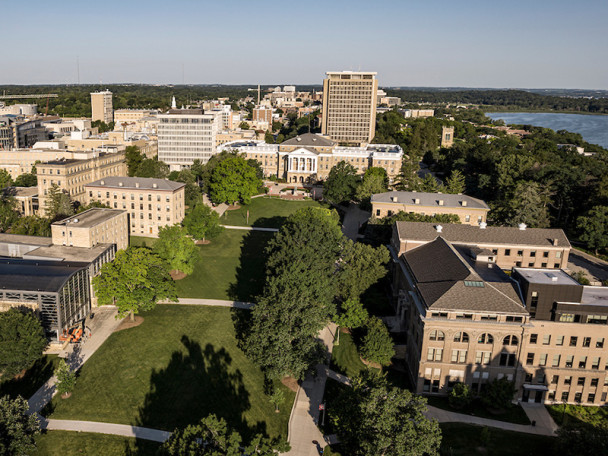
41;418;171;442
220;224;279;232
286;323;337;456
161;298;253;310
28;307;124;414
520;402;559;435
341;203;370;241
203;194;229;217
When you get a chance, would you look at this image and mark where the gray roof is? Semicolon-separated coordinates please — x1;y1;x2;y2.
513;268;580;286
281;133;335;147
0;233;51;246
86;177;185;192
404;238;526;314
372;191;489;210
53;208;125;229
396;222;570;248
0;259;88;293
24;244;113;263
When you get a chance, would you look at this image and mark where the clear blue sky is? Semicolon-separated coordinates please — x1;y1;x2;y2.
2;0;607;88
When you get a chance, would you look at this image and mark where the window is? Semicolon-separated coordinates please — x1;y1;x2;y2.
453;332;469;343
530;251;536;257
528;262;535;267
566;355;574;368
475;351;491;365
539;354;548;366
556;336;564;346
499;353;516;367
451;350;467;363
579;357;588;369
431;379;440;393
570;336;578;347
525;373;533;382
526;353;535;365
530;334;538;344
554;263;560;268
376;209;380;216
598;338;605;348
423;379;431;392
575;392;583;403
505;249;511;256
427;348;443;362
551;375;559;384
517;250;523;256
464;280;484;287
587;315;608;325
564;376;572;385
591;378;599;387
552;354;561;367
560;313;576;323
592;357;600;370
429;330;445;341
561;391;569;401
505;316;523;323
503;335;518;346
583;337;591;348
478;333;494;344
588;393;596;403
577;377;585;386
543;251;549;258
543;335;551;345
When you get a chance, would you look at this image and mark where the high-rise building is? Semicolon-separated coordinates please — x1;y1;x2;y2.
90;90;113;124
321;71;378;145
157;109;221;171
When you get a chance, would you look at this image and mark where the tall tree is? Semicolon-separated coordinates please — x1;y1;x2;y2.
445;169;466;194
208;156;262;205
420;173;441;193
125;145;144;177
182;204;223;242
0;396;40;456
355;172;387;204
0;309;47;379
93;248;177;321
360;317;395;367
334;298;368;329
323;161;359;205
332;371;442;456
396;157;422;191
135;158;169;179
245;207;344;379
8;216;51;237
0;197;19;232
506;181;550;228
13;173;37;188
45;184;74;220
337;242;389;301
577;206;608;255
0;170;13;190
154;225;199;275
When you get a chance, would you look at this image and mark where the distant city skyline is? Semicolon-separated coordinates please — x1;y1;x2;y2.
2;0;607;89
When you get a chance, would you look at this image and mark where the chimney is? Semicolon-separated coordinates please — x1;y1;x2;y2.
153;183;158;189
414;198;420;204
479;222;487;229
552;276;558;282
462;200;467;207
135;182;140;188
518;223;527;231
438;199;444;206
435;225;443;233
553;238;558;246
118;182;123;187
100;180;105;185
391;196;398;203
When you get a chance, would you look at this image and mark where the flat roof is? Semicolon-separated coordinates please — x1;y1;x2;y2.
581;286;608;307
86;176;185;192
24;244;113;263
0;233;51;246
4;187;38;198
0;259;88;293
514;268;580;286
53;208;125;229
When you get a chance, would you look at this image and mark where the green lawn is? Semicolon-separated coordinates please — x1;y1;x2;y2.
0;355;59;400
331;331;369;378
221;197;323;228
33;431;159;456
46;305;294;440
547;403;608;428
439;423;555;456
175;229;272;301
426;395;530;425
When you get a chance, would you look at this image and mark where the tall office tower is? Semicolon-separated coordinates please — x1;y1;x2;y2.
157;109;221;171
90;90;114;123
321;71;378;145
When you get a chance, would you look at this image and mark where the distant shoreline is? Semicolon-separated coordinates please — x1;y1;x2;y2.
481;108;608;116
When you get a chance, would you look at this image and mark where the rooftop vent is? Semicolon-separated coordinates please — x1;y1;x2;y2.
296;137;301;142
435;225;443;233
391;196;398;203
135;182;140;188
100;180;105;185
438;199;444;206
479;222;487;229
462;200;467;207
414;198;420;204
553;238;559;246
153;183;158;189
518;223;527;231
118;182;123;187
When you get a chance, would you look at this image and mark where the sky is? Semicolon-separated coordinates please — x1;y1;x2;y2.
2;0;607;89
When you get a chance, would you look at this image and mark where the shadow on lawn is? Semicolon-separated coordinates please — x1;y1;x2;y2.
0;356;57;400
130;335;266;454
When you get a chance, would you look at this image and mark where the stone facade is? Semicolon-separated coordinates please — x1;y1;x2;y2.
51;208;129;251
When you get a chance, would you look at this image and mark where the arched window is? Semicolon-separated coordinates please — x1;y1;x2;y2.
429;330;445;341
503;335;519;346
454;332;469;343
478;333;494;344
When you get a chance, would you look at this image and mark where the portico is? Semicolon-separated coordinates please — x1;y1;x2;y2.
284;148;318;183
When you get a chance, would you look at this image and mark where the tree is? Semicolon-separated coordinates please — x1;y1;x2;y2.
76;200;110;213
445;169;466;194
125;145;144;177
45;184;73;220
135;158;169;179
0;395;40;456
190;159;205;184
0;170;13;190
337;242;389;301
577;206;608;255
199;151;234;193
183;204;223;242
93;248;177;321
334;298;368;329
420;173;441;193
360;317;395;367
363;166;389;187
332;371;441;456
0;309;47;380
269;387;285;412
0;197;19;232
355;172;387;204
396;157;422;191
153;225;198;275
239;121;250;130
13;173;37;188
8;216;51;237
160;414;288;456
506;181;550;228
323;161;359;205
448;382;472;409
556;425;608;456
245;207;344;379
208;156;262;205
481;377;517;410
54;359;77;397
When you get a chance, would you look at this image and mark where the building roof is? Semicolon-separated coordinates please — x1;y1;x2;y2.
0;259;88;293
53;208;125;229
513;268;580;286
86;177;185;192
581;286;608;307
0;233;51;246
3;187;38;198
396;222;571;248
403;237;526;314
281;133;335;147
24;244;113;263
371;191;489;210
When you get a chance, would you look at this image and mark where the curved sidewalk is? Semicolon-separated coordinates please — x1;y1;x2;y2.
161;298;253;309
41;418;171;442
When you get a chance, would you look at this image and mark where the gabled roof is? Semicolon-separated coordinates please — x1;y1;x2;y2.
281;133;334;147
371;191;489;210
86;177;185;192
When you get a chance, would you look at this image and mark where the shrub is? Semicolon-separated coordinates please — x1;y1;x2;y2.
481;377;517;410
360;317;394;367
448;382;472;409
55;359;77;396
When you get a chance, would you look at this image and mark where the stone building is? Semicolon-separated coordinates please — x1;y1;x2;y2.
51;208;129;251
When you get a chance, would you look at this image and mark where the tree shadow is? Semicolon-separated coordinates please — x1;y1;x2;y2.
227;229;273;302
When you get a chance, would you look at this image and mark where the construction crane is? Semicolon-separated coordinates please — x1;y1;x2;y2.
247;85;261;105
0;93;58;100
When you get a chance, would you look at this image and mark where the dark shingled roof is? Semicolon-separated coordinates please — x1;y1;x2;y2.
396;222;570;248
281;133;335;147
403;238;527;314
371;191;489;210
0;259;88;293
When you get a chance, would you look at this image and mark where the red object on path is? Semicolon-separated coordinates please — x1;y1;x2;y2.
318;404;325;411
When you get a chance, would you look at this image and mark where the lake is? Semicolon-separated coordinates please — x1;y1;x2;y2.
485;112;608;148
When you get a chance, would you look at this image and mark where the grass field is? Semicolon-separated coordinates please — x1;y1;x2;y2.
33;431;159;456
439;423;556;456
0;355;59;400
547;403;608;428
426;395;530;425
221;197;323;228
46;305;294;440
